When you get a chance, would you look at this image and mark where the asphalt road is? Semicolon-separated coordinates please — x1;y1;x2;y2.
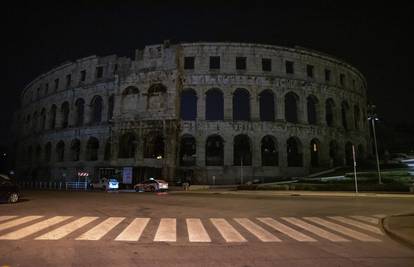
0;190;413;267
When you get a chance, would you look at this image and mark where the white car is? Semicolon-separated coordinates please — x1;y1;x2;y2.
90;178;119;191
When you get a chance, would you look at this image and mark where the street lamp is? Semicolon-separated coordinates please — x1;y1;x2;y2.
368;108;381;184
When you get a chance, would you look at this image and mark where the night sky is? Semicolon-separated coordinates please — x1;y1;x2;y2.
4;1;414;146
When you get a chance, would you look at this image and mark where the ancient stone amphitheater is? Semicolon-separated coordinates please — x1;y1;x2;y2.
13;42;370;185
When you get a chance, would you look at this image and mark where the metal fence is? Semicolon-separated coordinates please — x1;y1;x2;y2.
17;181;89;191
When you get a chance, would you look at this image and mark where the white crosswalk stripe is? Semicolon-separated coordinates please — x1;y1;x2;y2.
328;216;384;235
36;217;99;240
282;217;349;242
211;218;247;242
115;218;150;241
0;215;384;243
257;218;316;242
235;218;280;242
0;216;17;223
0;216;72;240
350;215;379;225
154;218;176;242
76;217;125;240
304;217;381;242
186;218;211;242
0;216;43;232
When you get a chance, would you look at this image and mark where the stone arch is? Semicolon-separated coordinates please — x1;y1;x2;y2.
307;95;319;125
86;137;99;161
44;142;52;162
205;135;224;166
329;140;340;166
285;92;299;123
180;89;197;120
75;98;85;126
118;132;137;159
90;95;103;124
40;108;46;130
108;94;115;120
325;98;335;127
70;139;81;161
287;137;303;167
147;83;167;110
144;132;165;159
310;138;321;167
61;101;70;128
345;141;353;165
354;104;360;130
259;89;275;122
341;100;350;130
205;88;224;120
261;135;278;166
32;111;39;131
180;134;196;166
233;88;250;121
121;86;139;114
233;134;252;166
56;140;65;162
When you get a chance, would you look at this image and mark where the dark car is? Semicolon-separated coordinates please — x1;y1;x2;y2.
0;174;19;203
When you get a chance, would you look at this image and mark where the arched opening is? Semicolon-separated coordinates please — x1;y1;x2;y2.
144;132;164;159
90;96;103;124
205;135;224;166
345;141;353;165
40;108;46;130
108;94;115;120
118;133;137;159
44;142;52;162
325;98;335;127
354;105;360;130
287;137;303;167
86;137;99;161
70;139;81;161
180;89;197;120
104;139;111;161
233;88;250;121
56;141;65;162
147;83;167;110
234;134;252;166
180;135;196;166
259;90;275;121
285;92;299;123
49;105;57;129
307;95;318;125
32;112;38;132
341;101;350;130
310;139;320;167
329;140;339;166
121;86;139;113
205;88;224;120
75;98;85;126
261;135;278;166
61;102;70;128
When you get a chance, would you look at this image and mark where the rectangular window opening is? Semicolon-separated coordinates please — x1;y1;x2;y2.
285;61;294;74
262;58;272;71
306;65;314;78
236;57;246;70
209;56;220;70
184;56;195;70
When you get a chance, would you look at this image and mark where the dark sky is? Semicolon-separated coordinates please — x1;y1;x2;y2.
4;1;414;145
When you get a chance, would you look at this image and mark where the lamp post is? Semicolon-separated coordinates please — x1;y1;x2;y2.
368;108;382;184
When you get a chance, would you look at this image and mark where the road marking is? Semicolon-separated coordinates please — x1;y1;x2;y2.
329;216;384;235
235;218;280;242
76;217;125;240
0;216;72;240
350;215;379;225
36;217;99;240
154;218;176;242
304;217;381;242
282;217;349;242
0;216;43;232
0;216;17;222
210;218;246;242
372;214;386;219
186;218;211;242
257;218;316;242
115;218;150;241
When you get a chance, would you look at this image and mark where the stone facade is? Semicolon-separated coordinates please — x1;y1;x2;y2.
13;42;369;185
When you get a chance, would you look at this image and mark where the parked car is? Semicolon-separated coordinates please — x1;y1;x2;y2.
90;177;119;191
134;178;168;192
0;174;19;203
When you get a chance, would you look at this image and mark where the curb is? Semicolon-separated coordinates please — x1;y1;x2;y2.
381;214;414;249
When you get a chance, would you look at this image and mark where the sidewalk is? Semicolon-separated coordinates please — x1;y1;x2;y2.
382;214;414;248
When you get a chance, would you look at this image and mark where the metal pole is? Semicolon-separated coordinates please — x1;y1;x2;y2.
371;118;382;184
240;157;243;185
352;145;358;194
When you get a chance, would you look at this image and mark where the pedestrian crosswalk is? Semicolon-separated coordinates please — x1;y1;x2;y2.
0;215;385;243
